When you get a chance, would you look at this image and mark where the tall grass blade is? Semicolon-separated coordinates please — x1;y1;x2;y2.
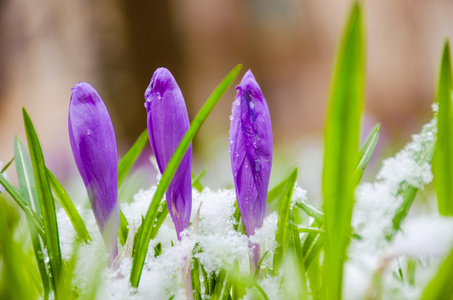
130;64;242;287
1;157;14;173
23;108;62;294
355;123;380;183
192;169;207;192
119;210;129;246
295;201;324;223
435;41;453;215
0;173;44;237
273;167;298;273
118;129;149;186
46;168;91;243
14;136;50;297
0;197;41;299
420;246;453;299
321;3;365;298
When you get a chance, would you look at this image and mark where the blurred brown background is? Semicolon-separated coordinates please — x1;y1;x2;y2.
1;0;452;191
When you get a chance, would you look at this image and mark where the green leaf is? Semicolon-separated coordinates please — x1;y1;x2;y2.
15;137;41;213
386;121;436;241
295;201;324;223
192;169;207;193
321;3;365;298
1;156;15;174
118;129;149;187
273;167;298;273
420;246;453;299
119;210;129;246
238;276;269;300
23;108;62;293
0;173;44;237
266;171;291;212
435;41;453;215
0;198;42;299
14;136;50;296
304;234;325;271
191;257;202;300
46;168;91;243
130;64;242;287
355;123;380;184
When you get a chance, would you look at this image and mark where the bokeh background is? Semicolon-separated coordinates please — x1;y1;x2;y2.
1;0;453;200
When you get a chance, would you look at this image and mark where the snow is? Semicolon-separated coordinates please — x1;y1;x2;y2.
346;109;445;299
56;186;283;299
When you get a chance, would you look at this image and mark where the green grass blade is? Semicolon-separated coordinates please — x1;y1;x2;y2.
239;276;269;300
14;136;50;296
321;3;365;298
130;64;243;287
266;172;291;212
0;197;42;299
273;167;298;273
192;169;207;192
386;123;436;241
435;41;453;215
191;257;202;299
46;168;91;243
119;209;129;246
304;234;325;270
14;137;41;213
0;173;44;237
23;108;62;293
118;129;149;186
355;124;380;184
295;201;324;223
1;157;15;174
420;246;453;299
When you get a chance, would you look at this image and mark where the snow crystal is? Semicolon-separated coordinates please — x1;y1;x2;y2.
290;184;308;209
250;212;278;266
193;188;250;274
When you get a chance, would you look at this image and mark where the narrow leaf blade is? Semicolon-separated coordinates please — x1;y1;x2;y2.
23;108;62;291
435;41;453;215
355;123;380;183
0;173;44;237
321;3;365;298
118;129;149;186
14;136;50;295
273;167;298;273
46;168;91;243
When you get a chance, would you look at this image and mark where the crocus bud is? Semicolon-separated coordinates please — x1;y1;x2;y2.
145;68;192;241
69;82;119;265
229;70;273;267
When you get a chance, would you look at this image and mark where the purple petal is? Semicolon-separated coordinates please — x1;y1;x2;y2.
229;70;273;265
69;82;119;263
145;68;192;240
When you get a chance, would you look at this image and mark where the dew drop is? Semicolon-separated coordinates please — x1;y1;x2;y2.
86;129;91;135
255;159;261;172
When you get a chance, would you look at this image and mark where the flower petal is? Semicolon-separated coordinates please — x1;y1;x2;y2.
69;82;119;263
145;68;192;240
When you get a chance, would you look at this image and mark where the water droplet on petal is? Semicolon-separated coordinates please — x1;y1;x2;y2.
255;159;261;172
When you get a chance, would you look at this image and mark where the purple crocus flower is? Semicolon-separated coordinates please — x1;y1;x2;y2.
69;82;119;265
229;70;273;267
145;68;192;241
